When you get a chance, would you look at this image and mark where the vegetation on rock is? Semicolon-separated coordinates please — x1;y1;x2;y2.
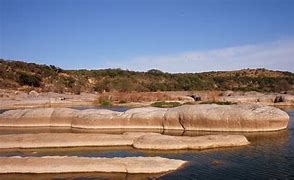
151;101;182;108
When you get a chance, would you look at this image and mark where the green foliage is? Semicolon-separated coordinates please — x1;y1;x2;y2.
151;101;182;108
99;99;112;106
199;101;236;105
1;59;294;93
17;73;41;87
94;79;111;93
147;69;165;75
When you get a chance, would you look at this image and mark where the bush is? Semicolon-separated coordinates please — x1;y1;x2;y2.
17;73;41;87
200;101;236;105
72;84;82;95
94;80;110;93
119;100;127;104
151;101;182;108
100;99;112;106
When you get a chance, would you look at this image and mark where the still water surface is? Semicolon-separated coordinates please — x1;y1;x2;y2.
0;108;293;179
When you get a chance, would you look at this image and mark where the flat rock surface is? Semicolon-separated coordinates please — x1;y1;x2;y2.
0;156;186;174
133;134;250;150
0;133;136;149
0;133;250;150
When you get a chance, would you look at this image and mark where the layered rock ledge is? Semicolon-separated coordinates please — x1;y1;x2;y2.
0;104;289;131
0;133;250;150
0;156;186;174
132;134;250;150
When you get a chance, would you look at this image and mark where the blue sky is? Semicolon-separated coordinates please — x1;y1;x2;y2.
0;0;294;72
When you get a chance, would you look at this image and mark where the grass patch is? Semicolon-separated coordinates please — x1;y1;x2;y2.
151;101;182;108
199;101;236;105
99;99;112;106
183;102;197;105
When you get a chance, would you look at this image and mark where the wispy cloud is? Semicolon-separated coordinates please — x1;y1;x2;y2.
103;39;294;73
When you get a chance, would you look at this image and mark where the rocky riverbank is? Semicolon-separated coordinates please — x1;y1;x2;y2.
1;90;294;110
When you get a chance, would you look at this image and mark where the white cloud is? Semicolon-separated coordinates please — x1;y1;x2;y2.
104;39;294;73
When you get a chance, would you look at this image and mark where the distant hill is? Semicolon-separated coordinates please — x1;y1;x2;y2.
0;59;293;94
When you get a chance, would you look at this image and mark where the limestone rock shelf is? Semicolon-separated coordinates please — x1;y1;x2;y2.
0;156;186;174
0;104;289;131
0;133;249;150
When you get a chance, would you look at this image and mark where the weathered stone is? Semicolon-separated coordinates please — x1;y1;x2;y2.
0;156;186;174
0;104;289;131
72;109;129;129
0;133;135;149
133;134;249;150
50;108;77;127
28;90;39;97
172;105;289;131
0;133;250;150
0;108;53;127
127;107;167;129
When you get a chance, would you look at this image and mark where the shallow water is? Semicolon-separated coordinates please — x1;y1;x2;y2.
0;108;293;179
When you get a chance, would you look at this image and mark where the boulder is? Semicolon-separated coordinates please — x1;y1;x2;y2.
28;90;39;97
283;94;294;104
172;105;289;131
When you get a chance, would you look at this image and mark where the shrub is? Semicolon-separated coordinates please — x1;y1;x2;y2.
99;99;112;106
72;84;82;95
17;73;41;87
94;95;113;106
199;101;236;105
94;80;110;93
151;101;182;108
119;100;127;104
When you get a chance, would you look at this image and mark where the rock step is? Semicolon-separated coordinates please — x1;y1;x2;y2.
133;134;250;150
0;133;250;150
0;156;186;174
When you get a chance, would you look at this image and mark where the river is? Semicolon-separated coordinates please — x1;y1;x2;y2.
0;107;293;179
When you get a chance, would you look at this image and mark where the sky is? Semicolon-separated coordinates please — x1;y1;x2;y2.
0;0;294;72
